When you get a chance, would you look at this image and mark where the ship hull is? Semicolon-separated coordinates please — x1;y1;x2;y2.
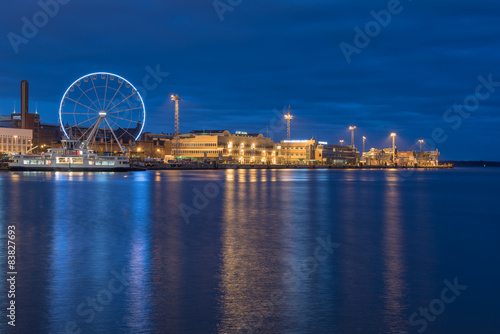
9;166;130;172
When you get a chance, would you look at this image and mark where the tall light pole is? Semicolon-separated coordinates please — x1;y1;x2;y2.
171;94;181;159
418;139;424;152
340;139;344;146
349;126;356;148
391;133;396;163
284;106;293;141
362;136;366;153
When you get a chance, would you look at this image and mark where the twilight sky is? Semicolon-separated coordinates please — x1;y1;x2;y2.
1;0;499;160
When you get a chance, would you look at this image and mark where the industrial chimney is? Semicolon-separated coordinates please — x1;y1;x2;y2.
21;80;29;129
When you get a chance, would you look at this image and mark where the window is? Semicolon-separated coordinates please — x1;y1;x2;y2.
57;157;69;163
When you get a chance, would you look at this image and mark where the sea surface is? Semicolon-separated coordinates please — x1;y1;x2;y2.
0;168;499;334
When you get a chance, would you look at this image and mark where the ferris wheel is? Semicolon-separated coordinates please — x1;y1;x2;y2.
59;72;146;151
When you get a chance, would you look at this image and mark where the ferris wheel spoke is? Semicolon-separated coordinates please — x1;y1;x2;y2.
76;83;100;109
65;97;101;113
90;76;103;111
105;91;137;113
103;75;109;110
103;80;124;111
107;106;144;114
104;118;125;152
69;115;100;128
106;116;136;139
61;112;98;115
107;115;140;124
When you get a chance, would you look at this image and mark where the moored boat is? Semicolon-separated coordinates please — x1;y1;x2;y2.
8;140;130;171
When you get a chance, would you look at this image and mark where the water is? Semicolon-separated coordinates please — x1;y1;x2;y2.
0;168;499;334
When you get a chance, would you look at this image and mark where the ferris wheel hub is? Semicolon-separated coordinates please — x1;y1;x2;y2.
99;111;107;117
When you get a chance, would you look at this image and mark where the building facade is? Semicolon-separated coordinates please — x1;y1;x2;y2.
363;148;440;166
278;139;316;164
171;130;276;164
0;128;33;155
315;143;360;165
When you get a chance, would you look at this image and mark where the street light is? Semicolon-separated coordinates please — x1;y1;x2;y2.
13;135;18;154
348;126;356;148
390;133;396;148
362;136;366;153
390;133;396;163
418;139;424;152
340;139;344;146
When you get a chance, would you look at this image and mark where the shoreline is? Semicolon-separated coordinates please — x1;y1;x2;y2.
1;163;454;172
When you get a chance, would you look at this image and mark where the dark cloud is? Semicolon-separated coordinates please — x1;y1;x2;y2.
0;0;499;159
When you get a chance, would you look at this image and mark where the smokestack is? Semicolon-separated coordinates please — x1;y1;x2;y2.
21;80;29;129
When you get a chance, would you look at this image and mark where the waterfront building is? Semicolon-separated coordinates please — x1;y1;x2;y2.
132;132;172;159
0;127;33;155
12;111;39;146
363;148;440;166
278;139;317;164
407;150;440;166
362;148;394;166
172;130;276;164
278;140;359;165
315;143;360;165
39;123;64;150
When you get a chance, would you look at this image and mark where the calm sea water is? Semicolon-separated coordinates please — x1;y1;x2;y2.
0;168;499;334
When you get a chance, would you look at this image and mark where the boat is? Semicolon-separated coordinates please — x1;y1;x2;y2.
8;140;130;171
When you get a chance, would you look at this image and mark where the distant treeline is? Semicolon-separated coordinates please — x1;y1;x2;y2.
441;161;500;167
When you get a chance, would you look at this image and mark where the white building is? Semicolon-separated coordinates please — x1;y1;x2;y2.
0;127;33;155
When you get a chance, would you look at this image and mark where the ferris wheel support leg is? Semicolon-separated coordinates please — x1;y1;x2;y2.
77;118;100;145
104;118;125;152
82;117;102;149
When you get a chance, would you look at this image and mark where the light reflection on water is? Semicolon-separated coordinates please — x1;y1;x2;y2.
382;181;407;333
0;168;499;334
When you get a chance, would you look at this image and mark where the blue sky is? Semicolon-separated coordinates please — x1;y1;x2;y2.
1;0;499;160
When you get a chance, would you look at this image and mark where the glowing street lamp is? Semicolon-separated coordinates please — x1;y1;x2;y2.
418;139;424;152
340;139;344;146
362;136;366;153
390;133;396;162
348;126;356;148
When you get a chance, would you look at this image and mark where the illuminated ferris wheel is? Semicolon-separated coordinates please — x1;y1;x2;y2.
59;72;146;152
